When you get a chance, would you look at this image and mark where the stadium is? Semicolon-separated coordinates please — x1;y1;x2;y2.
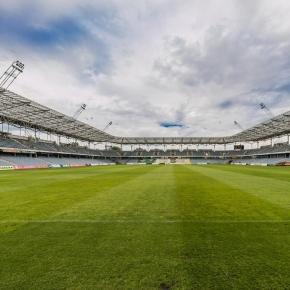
1;79;290;168
1;2;290;290
1;62;290;289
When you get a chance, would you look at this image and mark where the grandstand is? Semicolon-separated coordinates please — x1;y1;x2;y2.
1;87;290;169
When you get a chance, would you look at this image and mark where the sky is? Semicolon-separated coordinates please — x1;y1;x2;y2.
1;0;290;138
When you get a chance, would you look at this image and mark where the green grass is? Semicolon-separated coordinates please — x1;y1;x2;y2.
1;164;290;289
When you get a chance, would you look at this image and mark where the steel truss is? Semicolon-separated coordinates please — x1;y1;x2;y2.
1;88;290;145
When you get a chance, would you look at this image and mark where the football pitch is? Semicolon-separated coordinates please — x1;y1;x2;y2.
1;164;290;289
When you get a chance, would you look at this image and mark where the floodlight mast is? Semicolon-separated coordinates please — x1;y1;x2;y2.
259;102;274;118
73;104;86;119
0;60;24;89
234;120;244;130
103;121;112;131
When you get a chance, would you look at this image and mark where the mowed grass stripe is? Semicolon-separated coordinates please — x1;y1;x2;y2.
2;219;290;223
207;164;290;183
190;165;290;210
174;165;290;220
173;165;290;289
0;165;154;221
51;165;176;220
0;165;137;191
172;222;290;289
2;221;290;289
0;222;194;290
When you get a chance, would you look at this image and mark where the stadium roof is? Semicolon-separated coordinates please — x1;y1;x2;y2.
232;111;290;142
1;88;290;144
0;88;118;143
116;136;235;144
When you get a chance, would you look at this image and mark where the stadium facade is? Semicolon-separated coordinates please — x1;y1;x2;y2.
1;87;290;169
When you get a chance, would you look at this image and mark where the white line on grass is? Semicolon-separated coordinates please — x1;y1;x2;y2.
1;219;290;223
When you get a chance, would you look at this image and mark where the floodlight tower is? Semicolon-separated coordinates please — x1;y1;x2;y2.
259;102;274;118
234;120;244;130
73;104;86;119
103;121;112;131
102;121;113;151
0;60;24;89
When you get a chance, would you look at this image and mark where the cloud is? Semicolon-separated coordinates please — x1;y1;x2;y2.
1;0;290;139
154;23;290;92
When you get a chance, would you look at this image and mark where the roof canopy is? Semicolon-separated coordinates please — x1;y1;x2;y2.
0;88;118;143
1;88;290;144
